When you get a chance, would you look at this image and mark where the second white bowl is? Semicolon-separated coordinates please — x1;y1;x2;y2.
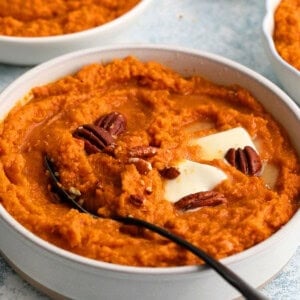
262;0;300;104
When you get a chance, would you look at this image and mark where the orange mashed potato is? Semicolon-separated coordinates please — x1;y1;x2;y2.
0;0;140;37
274;0;300;71
0;57;299;267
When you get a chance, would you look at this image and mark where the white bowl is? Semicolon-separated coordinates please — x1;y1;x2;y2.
0;0;150;66
262;0;300;104
0;45;299;300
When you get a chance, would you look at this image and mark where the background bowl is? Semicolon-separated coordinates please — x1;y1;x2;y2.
0;45;299;300
262;0;300;105
0;0;150;66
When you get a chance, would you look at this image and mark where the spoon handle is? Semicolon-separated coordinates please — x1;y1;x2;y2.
115;216;269;300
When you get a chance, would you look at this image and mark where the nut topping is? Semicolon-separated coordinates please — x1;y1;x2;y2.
73;111;127;155
128;145;158;158
128;157;152;175
73;124;115;154
225;146;262;176
174;191;227;211
95;112;127;138
159;167;180;179
145;186;153;194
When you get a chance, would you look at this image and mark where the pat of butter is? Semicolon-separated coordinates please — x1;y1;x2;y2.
164;159;227;203
191;127;257;160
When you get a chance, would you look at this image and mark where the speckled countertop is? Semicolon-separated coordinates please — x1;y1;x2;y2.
0;0;299;299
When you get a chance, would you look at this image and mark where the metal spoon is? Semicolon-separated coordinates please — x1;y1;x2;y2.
44;155;268;300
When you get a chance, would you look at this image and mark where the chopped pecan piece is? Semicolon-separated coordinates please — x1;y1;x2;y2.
95;112;127;138
128;145;158;158
145;186;153;194
225;146;262;176
128;157;152;175
174;191;227;211
159;167;180;179
128;194;145;207
73;124;115;154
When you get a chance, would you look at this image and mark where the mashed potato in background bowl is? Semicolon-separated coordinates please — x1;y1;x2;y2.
262;0;300;104
0;0;151;65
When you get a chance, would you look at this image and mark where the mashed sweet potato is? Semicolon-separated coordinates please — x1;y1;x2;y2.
0;0;140;37
0;57;299;267
274;0;300;71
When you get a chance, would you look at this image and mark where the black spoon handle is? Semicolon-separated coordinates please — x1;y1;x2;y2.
115;216;268;300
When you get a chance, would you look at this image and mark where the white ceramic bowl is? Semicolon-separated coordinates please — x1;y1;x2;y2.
0;0;150;66
0;45;299;300
262;0;300;105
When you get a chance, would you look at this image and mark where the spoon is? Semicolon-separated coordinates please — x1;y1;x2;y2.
44;155;268;300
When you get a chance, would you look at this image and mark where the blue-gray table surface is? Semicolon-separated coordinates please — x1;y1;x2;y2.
0;1;299;299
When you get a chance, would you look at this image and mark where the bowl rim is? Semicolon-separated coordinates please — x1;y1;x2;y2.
0;0;150;44
262;0;300;77
0;44;299;276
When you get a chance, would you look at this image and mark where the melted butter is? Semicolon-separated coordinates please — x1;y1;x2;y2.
261;163;279;189
184;121;215;133
164;159;228;203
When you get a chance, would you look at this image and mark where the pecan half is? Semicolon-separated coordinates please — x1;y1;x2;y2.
174;191;227;211
95;112;127;138
128;157;152;175
159;167;180;179
73;124;115;154
128;145;158;158
225;146;262;176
